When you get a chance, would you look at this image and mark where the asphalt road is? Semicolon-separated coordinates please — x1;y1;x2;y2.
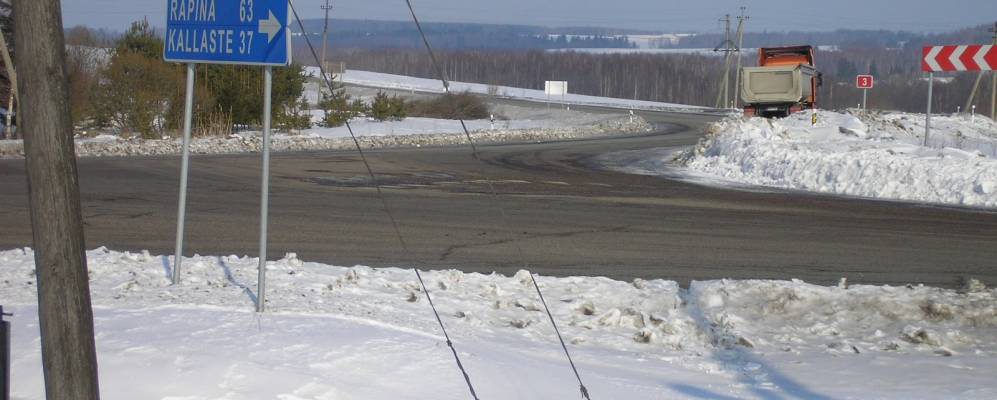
1;108;995;287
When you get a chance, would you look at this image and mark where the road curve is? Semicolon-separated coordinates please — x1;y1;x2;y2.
1;108;995;287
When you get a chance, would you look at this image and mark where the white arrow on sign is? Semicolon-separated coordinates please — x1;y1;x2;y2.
949;45;968;71
258;10;281;44
924;46;943;72
974;45;993;71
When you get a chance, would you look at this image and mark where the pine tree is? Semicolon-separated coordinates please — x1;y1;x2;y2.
318;80;362;127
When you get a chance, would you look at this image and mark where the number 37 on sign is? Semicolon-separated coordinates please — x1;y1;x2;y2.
164;0;291;66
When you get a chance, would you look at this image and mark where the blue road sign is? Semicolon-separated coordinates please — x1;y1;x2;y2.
164;0;291;66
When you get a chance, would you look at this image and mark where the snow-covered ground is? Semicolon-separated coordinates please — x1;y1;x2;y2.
0;115;649;159
614;110;997;208
300;109;613;139
3;247;997;399
317;68;708;113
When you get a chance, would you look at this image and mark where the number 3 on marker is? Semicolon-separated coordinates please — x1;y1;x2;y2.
240;0;254;22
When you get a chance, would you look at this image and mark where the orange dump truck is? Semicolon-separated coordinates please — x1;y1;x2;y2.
740;45;822;118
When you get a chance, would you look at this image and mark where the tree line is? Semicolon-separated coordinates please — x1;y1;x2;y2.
64;21;310;139
295;18;637;50
318;47;994;113
321;48;728;106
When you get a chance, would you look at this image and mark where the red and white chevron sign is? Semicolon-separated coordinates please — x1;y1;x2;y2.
922;45;997;72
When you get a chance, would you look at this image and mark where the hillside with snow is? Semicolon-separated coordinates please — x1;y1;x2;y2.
316;68;709;113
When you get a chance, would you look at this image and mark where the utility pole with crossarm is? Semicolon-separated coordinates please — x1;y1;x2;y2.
990;22;996;119
321;0;333;73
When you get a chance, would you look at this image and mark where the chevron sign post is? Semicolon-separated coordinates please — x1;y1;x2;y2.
920;45;997;146
922;45;997;72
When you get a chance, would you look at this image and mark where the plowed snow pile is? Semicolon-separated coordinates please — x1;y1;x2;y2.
676;110;997;207
3;248;997;398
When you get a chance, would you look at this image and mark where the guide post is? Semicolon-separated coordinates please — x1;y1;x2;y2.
164;0;291;312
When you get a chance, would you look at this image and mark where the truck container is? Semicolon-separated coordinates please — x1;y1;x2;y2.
740;45;821;118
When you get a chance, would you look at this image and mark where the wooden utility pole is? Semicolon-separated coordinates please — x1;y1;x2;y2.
714;14;735;109
990;22;996;119
320;0;332;72
14;1;101;399
964;22;997;116
733;7;749;109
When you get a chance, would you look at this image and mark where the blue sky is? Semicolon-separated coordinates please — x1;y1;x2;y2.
64;0;997;33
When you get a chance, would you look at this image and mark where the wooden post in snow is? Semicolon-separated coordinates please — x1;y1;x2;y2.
14;0;101;398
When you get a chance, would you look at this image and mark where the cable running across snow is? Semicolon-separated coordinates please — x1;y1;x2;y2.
403;0;592;398
288;3;480;399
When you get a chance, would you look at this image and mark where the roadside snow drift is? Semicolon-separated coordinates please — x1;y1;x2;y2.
675;110;997;208
3;248;997;399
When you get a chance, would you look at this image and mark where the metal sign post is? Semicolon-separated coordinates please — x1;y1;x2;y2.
921;44;997;146
925;72;933;146
164;0;291;312
173;63;195;284
257;67;273;313
856;75;874;110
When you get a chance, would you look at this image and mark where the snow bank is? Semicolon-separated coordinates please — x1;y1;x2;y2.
3;248;997;398
0;116;650;159
300;115;610;139
673;110;997;208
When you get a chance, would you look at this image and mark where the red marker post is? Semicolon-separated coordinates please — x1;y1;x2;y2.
856;75;874;109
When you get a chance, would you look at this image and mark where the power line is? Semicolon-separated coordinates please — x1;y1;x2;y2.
403;1;592;398
287;4;480;400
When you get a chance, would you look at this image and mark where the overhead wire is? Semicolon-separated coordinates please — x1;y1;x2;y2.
288;3;480;399
402;0;592;398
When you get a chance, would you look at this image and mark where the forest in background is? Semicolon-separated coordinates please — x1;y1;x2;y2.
55;20;997;116
312;45;995;114
293;19;637;50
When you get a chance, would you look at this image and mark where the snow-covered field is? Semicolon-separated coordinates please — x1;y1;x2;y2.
3;248;997;399
326;68;709;113
617;110;997;208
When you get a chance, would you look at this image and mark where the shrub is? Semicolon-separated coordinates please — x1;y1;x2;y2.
369;91;406;121
94;52;182;138
406;92;489;120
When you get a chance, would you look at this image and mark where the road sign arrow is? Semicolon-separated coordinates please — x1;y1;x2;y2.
976;45;996;71
258;10;282;44
923;46;943;71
